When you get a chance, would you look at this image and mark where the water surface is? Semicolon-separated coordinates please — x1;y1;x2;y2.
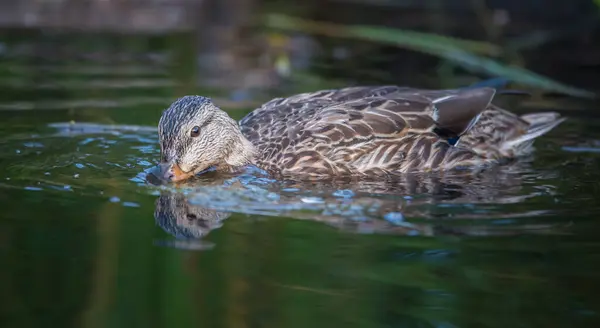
1;33;600;328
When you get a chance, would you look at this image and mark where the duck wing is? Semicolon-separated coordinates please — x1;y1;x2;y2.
303;86;496;142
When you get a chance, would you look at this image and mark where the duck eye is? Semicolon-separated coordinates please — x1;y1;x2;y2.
190;126;200;137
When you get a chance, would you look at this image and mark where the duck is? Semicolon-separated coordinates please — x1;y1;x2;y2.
156;85;565;182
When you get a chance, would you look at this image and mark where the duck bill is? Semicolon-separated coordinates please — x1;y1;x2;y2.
158;162;195;182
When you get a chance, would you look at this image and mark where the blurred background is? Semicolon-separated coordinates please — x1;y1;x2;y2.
0;0;599;110
1;1;600;328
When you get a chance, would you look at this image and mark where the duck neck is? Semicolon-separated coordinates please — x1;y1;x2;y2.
223;132;256;171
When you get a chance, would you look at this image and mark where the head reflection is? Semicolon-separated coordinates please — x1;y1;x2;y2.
154;191;231;240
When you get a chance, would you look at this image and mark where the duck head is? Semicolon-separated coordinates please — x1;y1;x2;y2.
157;96;255;182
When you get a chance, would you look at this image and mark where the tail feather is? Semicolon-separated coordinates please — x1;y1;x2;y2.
501;112;565;155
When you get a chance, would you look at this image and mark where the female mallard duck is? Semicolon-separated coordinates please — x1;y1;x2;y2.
157;86;565;182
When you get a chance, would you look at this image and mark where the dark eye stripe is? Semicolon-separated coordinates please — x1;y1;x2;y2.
190;126;200;137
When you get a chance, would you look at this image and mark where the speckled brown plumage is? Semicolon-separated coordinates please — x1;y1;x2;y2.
238;86;564;177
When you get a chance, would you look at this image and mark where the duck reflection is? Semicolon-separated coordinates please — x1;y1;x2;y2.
154;191;231;240
149;162;565;247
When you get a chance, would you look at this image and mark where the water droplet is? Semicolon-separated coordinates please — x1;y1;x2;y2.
122;202;140;208
15;149;21;154
75;163;85;169
384;212;405;224
301;197;324;204
73;174;80;178
23;142;44;148
109;196;120;203
333;189;354;198
79;138;95;145
266;192;280;201
24;186;42;191
132;145;156;154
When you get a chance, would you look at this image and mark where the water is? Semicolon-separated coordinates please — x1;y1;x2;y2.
1;33;600;328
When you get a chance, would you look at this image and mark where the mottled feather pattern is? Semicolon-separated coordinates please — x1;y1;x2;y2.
158;85;564;181
158;96;206;162
457;106;525;158
237;86;529;177
159;95;256;175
